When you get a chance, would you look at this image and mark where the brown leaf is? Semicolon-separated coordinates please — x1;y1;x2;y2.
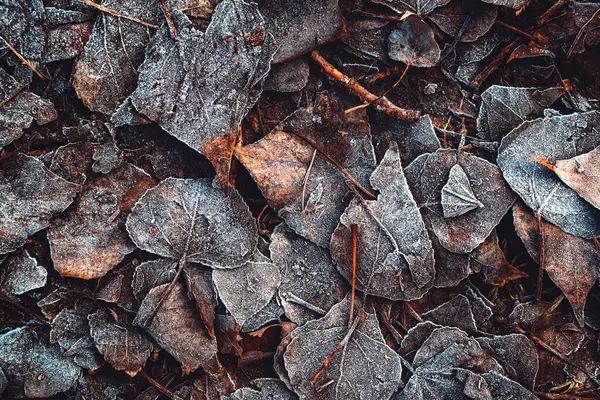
550;145;600;211
513;202;600;326
388;14;441;67
134;282;221;374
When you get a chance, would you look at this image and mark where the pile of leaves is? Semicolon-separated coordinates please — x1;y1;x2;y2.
1;0;600;399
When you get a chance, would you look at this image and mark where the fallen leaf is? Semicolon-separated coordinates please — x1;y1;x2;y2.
405;149;516;253
388;14;441;67
128;1;275;191
283;296;402;399
480;0;529;9
0;249;46;298
422;294;478;334
371;0;451;15
236;92;376;248
126;177;258;269
331;142;435;301
213;252;281;328
257;0;343;63
441;164;484;218
429;0;498;43
476;85;563;141
512;202;599;326
88;307;153;376
0;154;79;255
0;325;81;398
134;282;221;374
224;378;298;400
498;111;600;238
549;145;600;210
470;230;528;283
270;223;347;325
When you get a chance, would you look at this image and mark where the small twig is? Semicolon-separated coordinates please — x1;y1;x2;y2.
311;313;362;384
363;65;403;85
495;20;539;42
310;51;420;122
404;302;424;323
285;293;327;316
159;0;178;39
79;0;158;28
289;132;376;199
301;149;319;244
0;35;46;80
345;51;412;114
434;127;499;153
2;299;50;326
138;370;184;400
349;225;358;323
535;213;546;302
256;204;270;235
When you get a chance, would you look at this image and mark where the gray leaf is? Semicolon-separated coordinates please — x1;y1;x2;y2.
441;164;484;218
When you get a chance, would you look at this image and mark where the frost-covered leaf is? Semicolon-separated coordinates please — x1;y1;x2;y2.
264;58;310;93
0;69;57;148
129;1;275;191
185;266;218;337
498;111;600;238
512;202;599;326
236;93;376;248
96;259;137;311
132;259;177;302
257;0;343;63
270;224;347;325
477;334;539;389
49;158;155;280
0;154;79;255
283;296;402;400
223;378;298;400
50;306;102;370
330;142;435;300
0;325;81;398
89;307;153;376
429;0;498;43
126;177;258;269
548;145;600;210
476;86;563;141
406;149;516;253
371;114;440;166
213;252;281;328
134;282;221;374
388;14;441;67
481;0;530;9
0;249;46;298
72;0;160;115
441;164;484;218
422;294;478;334
371;0;451;15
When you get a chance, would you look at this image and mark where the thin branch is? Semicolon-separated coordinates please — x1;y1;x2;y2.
0;35;46;80
301;149;319;244
310;51;420;122
349;224;358;323
138;370;184;400
79;0;158;28
159;0;178;39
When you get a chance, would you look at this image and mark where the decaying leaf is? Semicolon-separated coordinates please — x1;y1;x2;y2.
331;142;435;301
96;259;137;312
72;0;159;115
548;145;600;210
405;149;516;253
213;252;281;328
128;0;275;191
429;0;498;43
388;14;441;67
185;266;218;337
513;202;599;326
283;296;402;400
270;224;347;325
134;282;221;374
257;0;343;63
132;259;177;302
264;58;310;93
89;307;153;376
49;156;156;280
0;154;79;255
441;164;484;218
422;294;478;334
0;325;81;398
498;111;600;238
481;0;529;9
476;85;563;141
126;177;257;269
0;249;46;298
236;92;376;248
